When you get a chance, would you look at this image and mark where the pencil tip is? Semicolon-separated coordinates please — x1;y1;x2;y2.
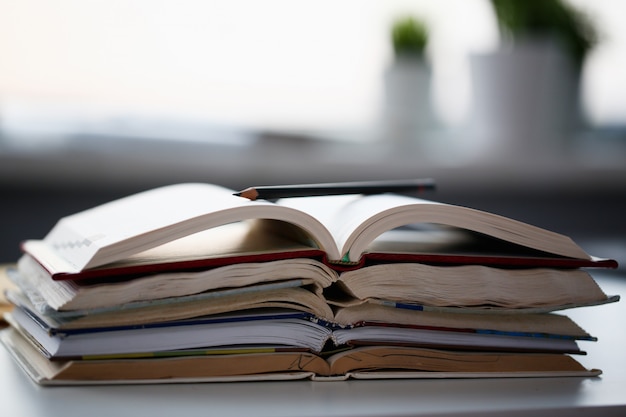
234;188;259;201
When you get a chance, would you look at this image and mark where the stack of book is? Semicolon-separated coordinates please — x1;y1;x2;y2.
0;182;619;384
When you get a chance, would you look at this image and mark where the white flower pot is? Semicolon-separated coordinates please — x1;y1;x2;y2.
382;58;437;143
469;39;582;159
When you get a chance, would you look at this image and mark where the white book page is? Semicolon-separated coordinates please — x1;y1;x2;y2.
277;194;445;261
42;183;338;271
278;193;590;263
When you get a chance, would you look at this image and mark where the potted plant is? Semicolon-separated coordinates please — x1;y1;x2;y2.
391;16;429;61
383;16;437;143
469;0;598;158
491;0;597;72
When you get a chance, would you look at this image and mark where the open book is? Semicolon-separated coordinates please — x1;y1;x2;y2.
21;183;616;282
7;306;590;360
0;328;600;385
11;254;617;325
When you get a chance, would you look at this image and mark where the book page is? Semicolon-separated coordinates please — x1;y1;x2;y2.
278;194;590;262
277;194;425;260
328;346;588;375
338;263;609;309
41;184;338;271
43;184;253;270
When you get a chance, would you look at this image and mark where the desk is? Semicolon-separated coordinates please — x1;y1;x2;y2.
1;271;625;417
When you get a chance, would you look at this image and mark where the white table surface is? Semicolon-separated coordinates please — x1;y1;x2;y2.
1;271;625;417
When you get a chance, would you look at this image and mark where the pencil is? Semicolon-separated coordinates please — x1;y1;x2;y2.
233;178;436;201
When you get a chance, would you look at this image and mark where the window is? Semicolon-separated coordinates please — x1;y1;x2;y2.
0;1;624;154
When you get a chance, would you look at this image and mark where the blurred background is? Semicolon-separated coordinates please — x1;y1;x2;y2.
0;0;624;263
